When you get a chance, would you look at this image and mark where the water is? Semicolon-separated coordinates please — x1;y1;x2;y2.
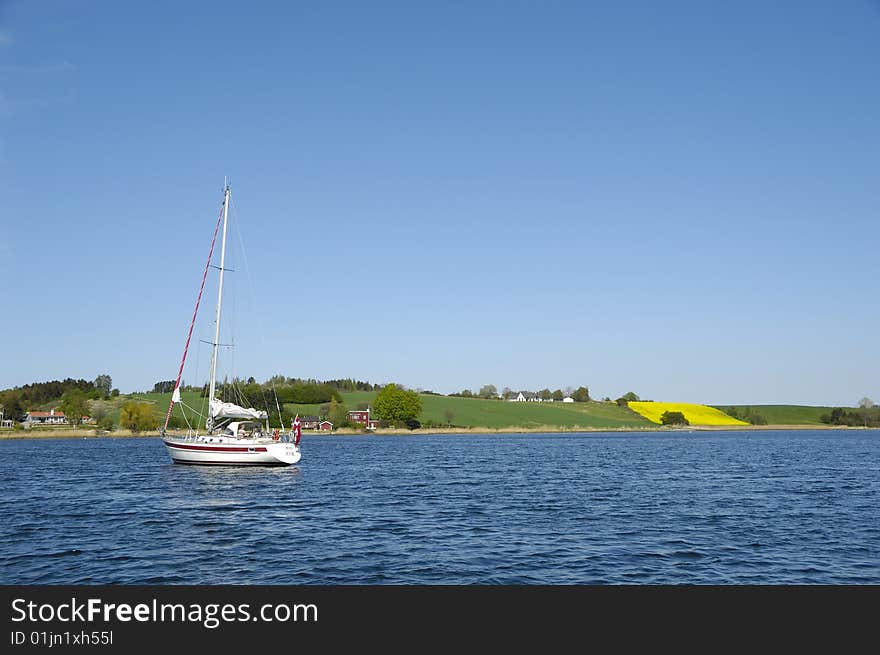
1;431;877;584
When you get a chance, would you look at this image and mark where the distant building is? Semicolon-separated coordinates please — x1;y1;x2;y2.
24;409;67;425
300;416;320;430
509;392;545;402
347;410;370;425
562;397;574;403
318;420;333;431
346;409;383;429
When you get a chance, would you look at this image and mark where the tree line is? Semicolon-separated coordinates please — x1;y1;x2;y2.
449;385;593;402
820;398;878;427
0;375;118;421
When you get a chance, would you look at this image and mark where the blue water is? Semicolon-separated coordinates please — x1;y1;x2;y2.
1;431;877;584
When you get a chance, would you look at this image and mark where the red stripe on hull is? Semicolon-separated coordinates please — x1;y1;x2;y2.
165;441;268;453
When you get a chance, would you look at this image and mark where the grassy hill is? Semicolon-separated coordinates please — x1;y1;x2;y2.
279;392;652;430
711;405;834;425
415;395;651;429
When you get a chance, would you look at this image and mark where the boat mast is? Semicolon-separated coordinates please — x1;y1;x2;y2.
206;182;231;431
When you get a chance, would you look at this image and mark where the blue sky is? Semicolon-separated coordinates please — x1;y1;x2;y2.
1;1;877;405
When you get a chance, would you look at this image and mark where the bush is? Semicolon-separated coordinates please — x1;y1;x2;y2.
405;418;421;430
119;401;158;432
660;411;689;426
97;414;116;431
747;412;768;425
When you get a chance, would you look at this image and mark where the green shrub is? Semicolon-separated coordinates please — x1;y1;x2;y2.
660;411;689;426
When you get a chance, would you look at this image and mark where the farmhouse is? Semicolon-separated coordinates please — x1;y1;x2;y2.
24;409;67;425
509;392;550;402
299;415;320;430
347;409;381;429
348;409;370;425
318;420;333;431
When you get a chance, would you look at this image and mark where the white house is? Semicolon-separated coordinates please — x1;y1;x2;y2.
509;392;547;402
25;409;67;425
562;397;575;403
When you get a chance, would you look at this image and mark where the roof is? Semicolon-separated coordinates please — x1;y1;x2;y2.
27;411;65;417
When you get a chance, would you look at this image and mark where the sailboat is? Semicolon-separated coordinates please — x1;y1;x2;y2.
160;183;302;466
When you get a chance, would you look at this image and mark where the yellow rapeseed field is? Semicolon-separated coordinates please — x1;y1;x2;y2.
628;402;749;426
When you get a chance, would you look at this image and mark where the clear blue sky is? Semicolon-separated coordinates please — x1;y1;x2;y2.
1;1;877;406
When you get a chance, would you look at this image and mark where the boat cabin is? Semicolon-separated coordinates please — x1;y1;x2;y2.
221;421;265;439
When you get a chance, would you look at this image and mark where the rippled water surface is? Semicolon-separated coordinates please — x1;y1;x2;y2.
1;431;877;584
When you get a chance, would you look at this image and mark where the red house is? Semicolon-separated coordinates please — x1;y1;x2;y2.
300;416;320;430
318;420;333;431
347;410;370;426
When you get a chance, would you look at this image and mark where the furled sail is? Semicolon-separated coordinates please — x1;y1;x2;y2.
209;398;268;420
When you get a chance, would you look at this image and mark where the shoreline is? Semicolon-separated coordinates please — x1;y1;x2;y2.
1;424;877;440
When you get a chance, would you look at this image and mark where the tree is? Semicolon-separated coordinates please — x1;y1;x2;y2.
444;409;455;425
94;374;112;398
326;398;349;428
820;408;846;425
119;401;157;432
373;383;422;426
616;391;640;406
660;411;689;426
502;387;516;400
571;386;590;402
60;389;90;427
859;397;875;427
539;388;552;401
478;384;498;399
90;404;115;432
551;389;564;402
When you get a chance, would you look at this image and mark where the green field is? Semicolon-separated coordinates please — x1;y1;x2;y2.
711;405;834;425
282;392;651;429
417;395;656;429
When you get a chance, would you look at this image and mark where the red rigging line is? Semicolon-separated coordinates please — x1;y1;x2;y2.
161;201;226;434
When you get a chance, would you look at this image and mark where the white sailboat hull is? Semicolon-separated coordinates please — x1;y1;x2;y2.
163;436;301;466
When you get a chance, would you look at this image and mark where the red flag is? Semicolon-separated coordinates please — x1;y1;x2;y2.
292;415;302;445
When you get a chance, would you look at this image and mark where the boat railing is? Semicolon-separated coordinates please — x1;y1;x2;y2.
171;430;295;444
